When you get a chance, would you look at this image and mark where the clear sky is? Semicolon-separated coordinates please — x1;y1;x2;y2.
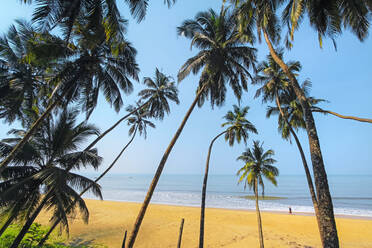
1;0;371;176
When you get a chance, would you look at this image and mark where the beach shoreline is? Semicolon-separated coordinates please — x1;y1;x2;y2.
84;197;372;220
35;198;372;248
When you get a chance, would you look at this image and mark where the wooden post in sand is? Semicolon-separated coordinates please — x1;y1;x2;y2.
122;230;127;248
177;218;185;248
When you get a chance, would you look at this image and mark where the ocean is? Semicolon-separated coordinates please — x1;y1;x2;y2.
83;174;372;217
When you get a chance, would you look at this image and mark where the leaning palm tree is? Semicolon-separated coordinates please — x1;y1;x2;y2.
37;104;156;246
83;68;179;151
199;105;257;248
231;2;340;245
253;52;322;231
0;109;103;248
126;7;257;247
237;140;278;248
0;18;139;172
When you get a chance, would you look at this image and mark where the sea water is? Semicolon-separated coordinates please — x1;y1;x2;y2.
83;174;372;217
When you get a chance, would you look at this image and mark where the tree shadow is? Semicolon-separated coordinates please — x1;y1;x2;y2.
58;237;102;247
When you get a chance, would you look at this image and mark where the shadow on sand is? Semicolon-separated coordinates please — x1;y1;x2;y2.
59;237;106;247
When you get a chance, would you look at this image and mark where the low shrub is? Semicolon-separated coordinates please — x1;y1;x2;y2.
0;223;106;248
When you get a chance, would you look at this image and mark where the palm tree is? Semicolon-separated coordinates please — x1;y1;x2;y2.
83;68;179;151
0;143;41;237
199;105;257;248
139;68;180;120
237;140;278;248
0;109;103;248
0;18;139;173
254;52;324;236
231;2;340;246
37;104;156;246
126;7;257;247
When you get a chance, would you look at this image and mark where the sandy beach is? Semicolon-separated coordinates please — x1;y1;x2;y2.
34;199;372;248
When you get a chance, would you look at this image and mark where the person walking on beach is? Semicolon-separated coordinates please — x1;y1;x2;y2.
289;207;292;214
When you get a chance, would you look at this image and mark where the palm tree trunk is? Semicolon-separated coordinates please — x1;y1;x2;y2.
199;131;227;248
263;29;339;248
0;214;16;237
84;101;148;151
0;100;59;174
312;109;372;124
254;180;264;248
274;92;322;230
126;84;207;248
199;130;227;248
10;193;50;248
37;128;138;247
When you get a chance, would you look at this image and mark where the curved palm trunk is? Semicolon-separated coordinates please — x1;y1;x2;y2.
312;109;372;124
275;92;322;230
254;180;264;248
0;100;59;174
85;101;148;151
199;130;227;248
263;30;339;248
126;85;207;248
37;128;138;247
0;214;16;237
10;192;51;248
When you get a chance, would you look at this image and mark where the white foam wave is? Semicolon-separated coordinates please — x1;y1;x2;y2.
85;189;372;218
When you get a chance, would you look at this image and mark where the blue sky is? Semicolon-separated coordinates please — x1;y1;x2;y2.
1;0;371;176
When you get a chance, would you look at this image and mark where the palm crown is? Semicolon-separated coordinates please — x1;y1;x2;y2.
0;20;53;125
28;0;177;41
0;109;103;233
126;104;156;139
237;140;278;194
177;7;257;107
222;105;258;146
253;52;301;103
266;81;325;140
231;0;371;47
54;19;139;119
138;68;180;120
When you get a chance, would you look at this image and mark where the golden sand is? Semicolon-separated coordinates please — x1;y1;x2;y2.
35;199;372;248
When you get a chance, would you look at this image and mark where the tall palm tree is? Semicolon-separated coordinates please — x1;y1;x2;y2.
0;18;139;173
254;52;328;240
253;53;322;231
37;104;156;246
0;109;103;248
237;140;278;248
38;68;177;246
126;7;257;247
199;105;257;248
231;2;340;246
